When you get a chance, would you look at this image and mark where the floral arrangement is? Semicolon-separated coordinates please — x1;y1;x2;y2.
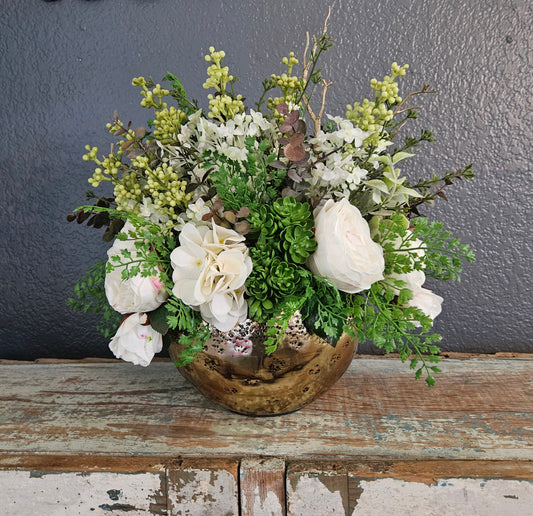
68;15;474;385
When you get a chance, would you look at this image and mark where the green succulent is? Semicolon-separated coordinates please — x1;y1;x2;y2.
280;225;317;264
271;197;313;229
246;248;310;321
248;205;280;238
267;257;306;297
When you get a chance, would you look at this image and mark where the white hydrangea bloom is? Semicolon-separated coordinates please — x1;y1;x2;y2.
139;197;170;226
175;198;212;231
306;116;370;198
173;109;277;173
325;115;368;147
170;222;253;331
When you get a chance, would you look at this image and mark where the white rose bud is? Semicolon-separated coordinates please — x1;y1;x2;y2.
105;222;168;314
109;312;163;366
307;198;385;293
408;287;444;326
387;229;426;294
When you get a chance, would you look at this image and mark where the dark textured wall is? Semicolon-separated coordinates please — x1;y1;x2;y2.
0;0;531;359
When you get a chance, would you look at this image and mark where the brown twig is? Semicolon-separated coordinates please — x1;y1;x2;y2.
393;84;436;116
300;7;332;136
315;79;333;135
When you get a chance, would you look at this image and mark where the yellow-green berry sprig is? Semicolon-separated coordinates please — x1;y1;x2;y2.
263;52;303;117
203;47;244;120
130;155;150;170
346;63;409;146
143;162;193;224
273;53;301;96
203;47;234;92
82;145;99;162
153;106;187;145
370;62;408;105
206;93;244;122
84;145;123;188
283;52;299;75
132;76;171;110
113;170;143;212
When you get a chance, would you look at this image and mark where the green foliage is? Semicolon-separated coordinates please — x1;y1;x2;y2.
347;284;443;386
162;71;199;115
375;213;475;283
174;324;210;367
302;277;349;345
376;213;425;276
259;275;353;355
392;128;434;155
262;295;310;354
245;196;317;321
148;303;171;335
76;207;177;287
67;261;122;339
246;249;311;321
165;296;201;333
406;165;475;216
208;138;285;213
410;218;476;281
280;225;317;264
152;296;210;367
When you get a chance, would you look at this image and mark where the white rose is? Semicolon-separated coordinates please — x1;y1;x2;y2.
383;228;427;294
388;237;426;293
105;222;168;314
307;198;385;293
170;222;253;331
109;312;163;366
390;268;426;292
408;287;444;326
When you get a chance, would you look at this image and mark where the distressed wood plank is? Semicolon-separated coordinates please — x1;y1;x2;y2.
348;478;533;516
286;462;349;515
0;357;532;460
240;458;286;516
345;459;533;484
347;460;533;515
0;454;169;472
166;459;239;516
0;470;167;515
285;460;533;515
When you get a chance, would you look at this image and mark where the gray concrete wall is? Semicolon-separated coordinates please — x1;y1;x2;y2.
0;0;531;359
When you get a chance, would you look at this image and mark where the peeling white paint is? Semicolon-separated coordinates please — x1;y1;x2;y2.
0;470;164;515
250;486;284;516
351;477;533;516
240;458;284;516
287;475;345;515
167;468;238;516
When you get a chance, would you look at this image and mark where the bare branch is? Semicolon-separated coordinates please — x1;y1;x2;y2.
300;7;333;136
315;79;333;135
302;32;310;82
393;84;436;116
323;6;332;35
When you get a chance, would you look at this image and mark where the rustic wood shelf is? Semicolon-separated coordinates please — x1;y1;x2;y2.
1;355;532;514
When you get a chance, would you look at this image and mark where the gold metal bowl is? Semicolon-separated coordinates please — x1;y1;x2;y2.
169;313;357;416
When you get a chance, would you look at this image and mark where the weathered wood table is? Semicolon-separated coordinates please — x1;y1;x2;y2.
1;354;532;515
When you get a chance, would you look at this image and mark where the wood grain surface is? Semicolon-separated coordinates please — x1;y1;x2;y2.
1;356;532;461
1;356;533;515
